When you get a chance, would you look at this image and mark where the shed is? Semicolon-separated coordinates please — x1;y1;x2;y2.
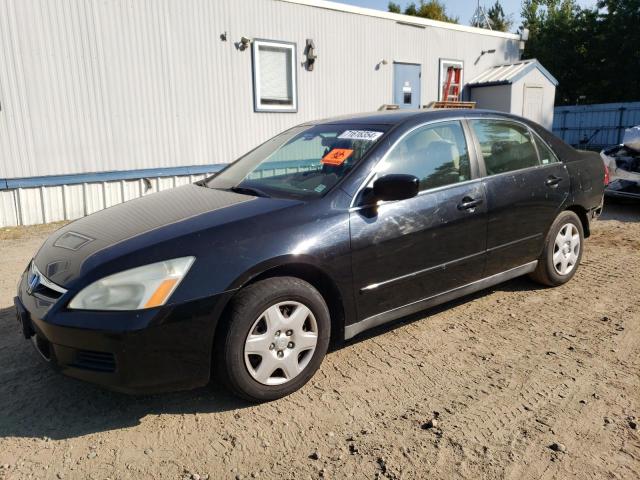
467;59;558;129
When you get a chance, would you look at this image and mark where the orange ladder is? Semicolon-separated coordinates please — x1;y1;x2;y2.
442;66;462;102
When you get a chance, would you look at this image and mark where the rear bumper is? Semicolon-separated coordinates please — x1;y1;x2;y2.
15;272;232;394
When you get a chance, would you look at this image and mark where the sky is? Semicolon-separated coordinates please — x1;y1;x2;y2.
335;0;597;30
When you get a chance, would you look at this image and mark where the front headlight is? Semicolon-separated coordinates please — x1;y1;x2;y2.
68;257;195;311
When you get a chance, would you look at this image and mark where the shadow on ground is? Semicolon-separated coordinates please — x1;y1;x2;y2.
0;305;253;441
600;198;640;222
0;274;540;441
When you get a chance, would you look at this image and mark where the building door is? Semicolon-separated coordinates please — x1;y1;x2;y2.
523;85;544;125
393;63;421;109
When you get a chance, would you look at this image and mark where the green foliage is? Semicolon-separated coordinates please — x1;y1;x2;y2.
387;0;459;24
522;0;640;105
486;1;513;32
388;2;401;14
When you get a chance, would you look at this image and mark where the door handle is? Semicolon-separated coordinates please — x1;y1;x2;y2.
457;196;483;211
545;175;563;187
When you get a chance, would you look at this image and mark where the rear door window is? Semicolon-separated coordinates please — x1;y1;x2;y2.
470;120;540;175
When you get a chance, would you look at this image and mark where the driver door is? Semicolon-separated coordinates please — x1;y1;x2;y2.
349;120;488;327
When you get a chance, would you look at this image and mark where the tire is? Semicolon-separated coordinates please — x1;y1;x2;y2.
214;276;331;402
529;210;584;287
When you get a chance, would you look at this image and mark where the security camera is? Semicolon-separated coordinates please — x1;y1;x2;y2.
240;36;251;46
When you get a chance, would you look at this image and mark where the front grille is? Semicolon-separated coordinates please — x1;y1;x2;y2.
73;350;117;373
27;261;67;301
32;284;64;301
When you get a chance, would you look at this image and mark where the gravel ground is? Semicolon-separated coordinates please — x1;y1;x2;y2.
0;200;639;480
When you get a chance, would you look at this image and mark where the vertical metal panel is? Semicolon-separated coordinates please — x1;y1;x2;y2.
17;188;43;225
42;186;65;223
122;180;141;202
103;182;122;207
1;0;520;181
64;184;85;220
0;191;18;226
553;101;640;149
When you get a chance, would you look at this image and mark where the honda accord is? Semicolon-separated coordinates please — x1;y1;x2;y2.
15;110;605;401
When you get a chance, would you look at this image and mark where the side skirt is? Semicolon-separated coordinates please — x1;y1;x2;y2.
344;261;538;340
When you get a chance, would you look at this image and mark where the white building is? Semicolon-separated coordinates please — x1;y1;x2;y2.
0;0;553;226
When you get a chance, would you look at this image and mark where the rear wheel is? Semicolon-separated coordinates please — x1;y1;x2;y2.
529;210;584;287
215;276;330;402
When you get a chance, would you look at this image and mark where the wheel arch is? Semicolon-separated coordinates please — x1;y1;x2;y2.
213;257;347;355
564;204;590;238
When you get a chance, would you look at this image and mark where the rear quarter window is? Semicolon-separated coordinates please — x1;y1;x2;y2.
532;132;560;165
470;119;540;175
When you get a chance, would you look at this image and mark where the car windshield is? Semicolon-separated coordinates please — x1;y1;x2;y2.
205;124;389;199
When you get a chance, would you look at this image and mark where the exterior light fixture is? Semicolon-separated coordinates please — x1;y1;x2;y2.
304;39;317;71
518;26;530;58
375;59;388;70
474;49;495;65
238;36;252;51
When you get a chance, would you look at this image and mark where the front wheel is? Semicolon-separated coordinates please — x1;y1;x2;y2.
529;210;584;287
215;276;331;402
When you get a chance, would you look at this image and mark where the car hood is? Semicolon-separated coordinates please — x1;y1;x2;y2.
33;184;293;287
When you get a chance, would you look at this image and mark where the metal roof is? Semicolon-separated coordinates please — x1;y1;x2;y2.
467;59;559;87
312;108;522;126
278;0;520;39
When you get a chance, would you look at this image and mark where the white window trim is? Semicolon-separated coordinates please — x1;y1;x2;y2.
438;59;464;101
252;39;298;113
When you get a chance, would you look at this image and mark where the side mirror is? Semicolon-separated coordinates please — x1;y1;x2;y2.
372;174;419;202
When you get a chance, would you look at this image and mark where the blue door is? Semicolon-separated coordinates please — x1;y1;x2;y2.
393;63;421;109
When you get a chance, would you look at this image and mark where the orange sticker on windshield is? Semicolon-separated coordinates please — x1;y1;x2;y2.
322;148;353;166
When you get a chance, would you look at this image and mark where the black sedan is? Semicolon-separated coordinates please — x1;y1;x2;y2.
15;110;605;401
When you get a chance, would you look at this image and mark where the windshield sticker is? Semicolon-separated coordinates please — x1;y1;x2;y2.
314;184;327;193
338;130;383;141
321;148;353;166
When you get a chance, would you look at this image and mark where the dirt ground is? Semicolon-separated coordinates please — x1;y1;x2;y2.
0;200;638;480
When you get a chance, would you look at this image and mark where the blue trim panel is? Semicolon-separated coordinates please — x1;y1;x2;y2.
0;158;324;191
0;164;226;190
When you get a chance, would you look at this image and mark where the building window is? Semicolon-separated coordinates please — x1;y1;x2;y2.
252;40;297;112
438;59;463;101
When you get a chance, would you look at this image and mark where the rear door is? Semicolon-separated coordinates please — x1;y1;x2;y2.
350;120;487;324
468;118;570;276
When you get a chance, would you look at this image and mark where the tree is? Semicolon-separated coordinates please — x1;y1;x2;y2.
387;0;459;24
486;1;513;32
388;2;401;14
522;0;640;105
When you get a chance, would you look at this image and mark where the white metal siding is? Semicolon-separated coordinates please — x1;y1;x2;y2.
0;0;520;226
0;173;213;227
1;0;519;180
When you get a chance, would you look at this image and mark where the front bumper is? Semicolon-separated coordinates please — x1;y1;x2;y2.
15;270;232;394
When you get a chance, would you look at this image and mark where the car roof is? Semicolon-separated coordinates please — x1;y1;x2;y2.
307;108;522;127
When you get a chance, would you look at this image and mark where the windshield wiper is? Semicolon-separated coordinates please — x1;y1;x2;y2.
229;185;271;198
